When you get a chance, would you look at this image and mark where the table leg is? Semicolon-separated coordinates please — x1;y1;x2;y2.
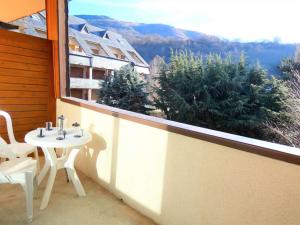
62;148;70;182
40;147;57;210
64;148;86;196
55;148;70;182
37;148;51;185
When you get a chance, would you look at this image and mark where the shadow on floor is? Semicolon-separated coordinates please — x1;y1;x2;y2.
0;169;157;225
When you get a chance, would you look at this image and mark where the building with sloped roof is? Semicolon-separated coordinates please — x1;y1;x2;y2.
11;11;47;38
10;12;150;101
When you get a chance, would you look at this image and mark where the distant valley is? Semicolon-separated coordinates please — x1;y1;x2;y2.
77;15;297;75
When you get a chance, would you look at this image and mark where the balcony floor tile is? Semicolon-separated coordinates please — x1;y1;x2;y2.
0;169;157;225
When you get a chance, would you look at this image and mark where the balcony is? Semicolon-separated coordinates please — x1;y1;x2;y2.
69;53;91;67
1;1;300;225
70;77;102;89
0;169;156;225
56;98;300;225
92;55;150;74
69;52;150;74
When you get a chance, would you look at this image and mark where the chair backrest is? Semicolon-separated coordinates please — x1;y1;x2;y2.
0;111;17;144
0;136;7;145
0;130;16;160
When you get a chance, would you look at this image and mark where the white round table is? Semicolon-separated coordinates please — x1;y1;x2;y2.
25;127;92;210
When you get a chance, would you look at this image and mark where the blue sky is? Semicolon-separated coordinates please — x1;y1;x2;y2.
69;0;300;43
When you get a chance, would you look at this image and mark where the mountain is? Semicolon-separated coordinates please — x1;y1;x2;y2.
76;15;296;75
76;15;208;41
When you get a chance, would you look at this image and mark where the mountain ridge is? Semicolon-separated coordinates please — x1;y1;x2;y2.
76;15;296;75
76;14;212;41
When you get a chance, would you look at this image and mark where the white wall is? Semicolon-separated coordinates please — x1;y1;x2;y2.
58;99;300;225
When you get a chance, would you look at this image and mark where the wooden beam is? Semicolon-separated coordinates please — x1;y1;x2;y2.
45;0;59;124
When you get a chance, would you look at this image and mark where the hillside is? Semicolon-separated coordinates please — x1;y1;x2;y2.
77;15;296;75
76;15;209;41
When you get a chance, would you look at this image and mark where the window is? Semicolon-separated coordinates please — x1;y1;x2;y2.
66;0;300;147
128;51;144;65
92;69;107;80
86;41;108;56
69;66;88;78
69;37;83;53
81;25;89;34
91;49;99;55
109;46;127;60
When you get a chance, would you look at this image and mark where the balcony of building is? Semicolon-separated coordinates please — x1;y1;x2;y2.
0;168;156;225
69;52;150;75
1;1;300;225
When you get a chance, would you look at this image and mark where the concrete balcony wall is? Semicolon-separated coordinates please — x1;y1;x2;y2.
69;54;90;67
57;99;300;225
92;56;150;74
69;53;150;74
69;54;150;74
70;77;102;89
69;49;87;56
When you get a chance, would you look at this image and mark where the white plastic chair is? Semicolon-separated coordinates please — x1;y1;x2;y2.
0;156;37;222
0;111;40;170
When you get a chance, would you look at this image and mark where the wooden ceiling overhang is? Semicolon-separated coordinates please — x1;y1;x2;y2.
0;0;45;22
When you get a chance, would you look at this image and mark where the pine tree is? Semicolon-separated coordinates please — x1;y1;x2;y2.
97;64;151;114
279;58;300;80
154;51;289;140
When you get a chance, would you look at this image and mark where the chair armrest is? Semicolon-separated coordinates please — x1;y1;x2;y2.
0;145;17;160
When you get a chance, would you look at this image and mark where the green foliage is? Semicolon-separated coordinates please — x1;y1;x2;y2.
97;65;151;114
132;39;295;75
154;51;289;139
279;58;300;80
267;59;300;147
